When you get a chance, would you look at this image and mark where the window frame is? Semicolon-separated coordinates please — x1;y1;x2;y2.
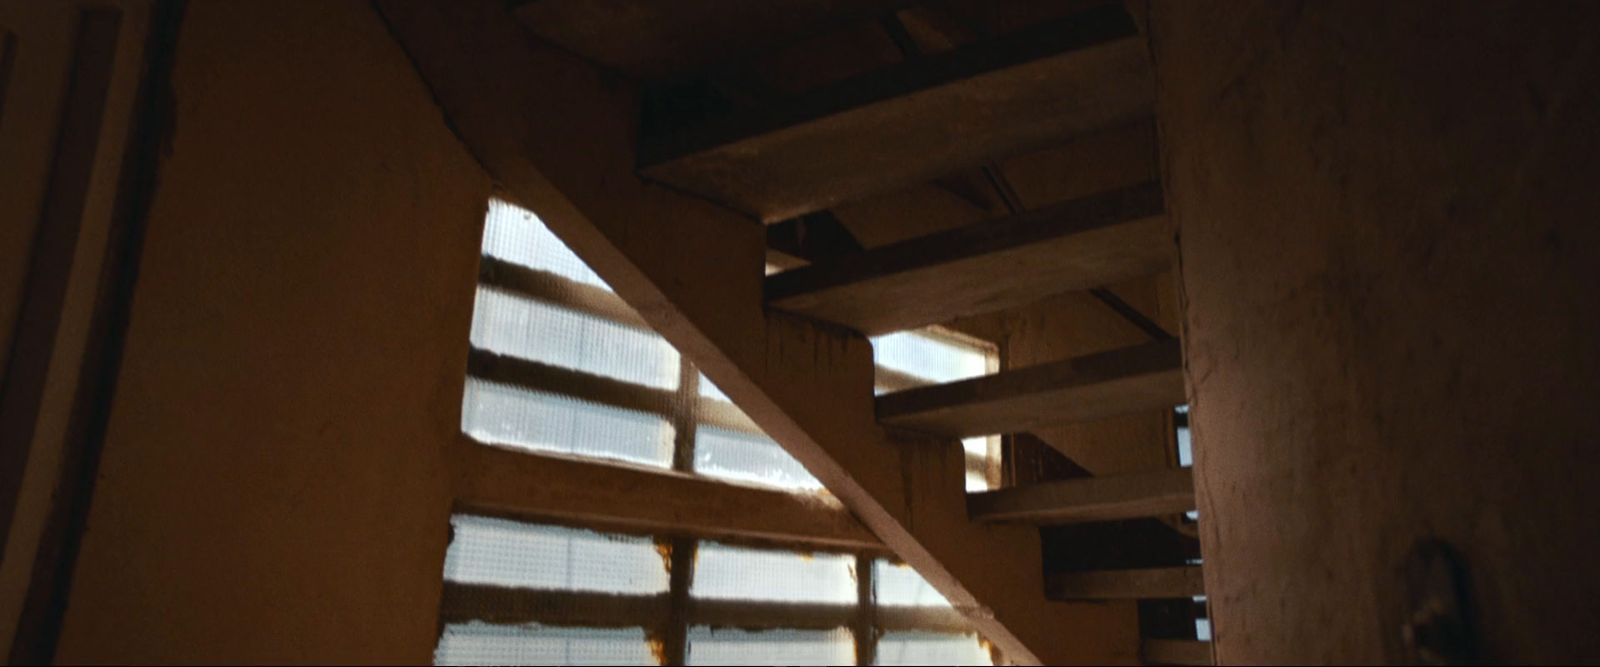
445;198;1002;664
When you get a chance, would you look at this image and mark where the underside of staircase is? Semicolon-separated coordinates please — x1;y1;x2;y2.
379;1;1208;663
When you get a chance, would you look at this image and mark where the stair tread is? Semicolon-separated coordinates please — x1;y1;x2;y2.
1141;639;1213;666
766;182;1168;335
969;468;1195;524
877;339;1185;437
638;5;1152;222
1045;566;1205;600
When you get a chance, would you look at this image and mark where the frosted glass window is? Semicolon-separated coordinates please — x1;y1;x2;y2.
873;560;952;607
694;425;823;492
443;515;668;594
697;373;731;402
435;621;655;666
871;331;990;384
470;287;679;390
692;542;856;604
462;378;675;469
874;631;991;666
483;198;611;290
686;627;854;666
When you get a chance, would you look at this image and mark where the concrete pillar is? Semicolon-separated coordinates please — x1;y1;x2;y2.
1151;2;1600;663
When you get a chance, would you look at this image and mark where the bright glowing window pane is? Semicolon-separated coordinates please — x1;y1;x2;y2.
697;373;731;402
435;622;656;666
963;437;995;492
482;198;610;290
874;630;991;666
871;331;989;384
692;542;855;604
442;516;668;594
686;627;854;666
694;425;823;492
470;287;679;390
873;560;953;607
461;378;674;469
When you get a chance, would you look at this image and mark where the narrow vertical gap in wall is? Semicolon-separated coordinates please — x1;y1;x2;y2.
852;553;877;665
8;1;185;662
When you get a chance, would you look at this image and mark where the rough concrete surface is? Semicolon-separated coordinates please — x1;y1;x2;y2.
54;3;489;663
1154;2;1600;663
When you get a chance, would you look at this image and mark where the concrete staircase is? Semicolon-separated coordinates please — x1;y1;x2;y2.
380;0;1210;662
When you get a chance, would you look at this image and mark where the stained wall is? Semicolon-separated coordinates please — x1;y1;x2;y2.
1153;2;1600;662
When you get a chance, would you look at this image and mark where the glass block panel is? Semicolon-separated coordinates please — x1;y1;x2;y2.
874;630;991;666
871;331;990;384
443;515;668;594
873;560;952;607
694;425;824;492
483;198;611;290
692;542;856;604
686;627;854;666
697;372;731;402
435;621;655;666
470;287;680;390
462;378;675;469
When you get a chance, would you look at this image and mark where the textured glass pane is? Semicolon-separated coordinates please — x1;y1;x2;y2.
462;378;675;469
1197;617;1212;641
443;515;668;594
697;372;731;402
874;631;991;666
483;198;610;290
873;560;952;607
871;331;990;384
470;287;679;390
435;621;655;666
692;542;856;604
1176;426;1193;468
694;425;823;492
686;627;854;666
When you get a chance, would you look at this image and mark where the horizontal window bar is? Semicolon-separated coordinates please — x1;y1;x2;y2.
468;348;763;436
480;255;649;331
440;583;971;633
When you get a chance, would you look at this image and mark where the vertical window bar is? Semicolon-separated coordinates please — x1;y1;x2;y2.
664;359;702;664
853;554;876;666
671;360;700;473
662;536;697;665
